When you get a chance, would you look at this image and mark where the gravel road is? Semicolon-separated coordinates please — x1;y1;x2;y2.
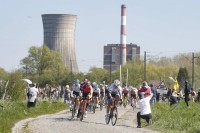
12;106;160;133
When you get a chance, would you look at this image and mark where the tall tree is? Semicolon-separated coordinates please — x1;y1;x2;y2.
86;67;109;85
177;67;189;88
20;45;69;87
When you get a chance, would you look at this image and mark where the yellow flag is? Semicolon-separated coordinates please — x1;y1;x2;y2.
173;80;179;91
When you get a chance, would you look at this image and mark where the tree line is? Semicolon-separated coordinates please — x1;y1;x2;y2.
0;45;200;101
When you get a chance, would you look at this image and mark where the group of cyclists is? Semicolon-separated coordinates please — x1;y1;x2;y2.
65;78;139;120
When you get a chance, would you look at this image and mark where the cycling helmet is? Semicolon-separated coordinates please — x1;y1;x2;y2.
85;80;91;86
92;82;98;88
99;84;104;88
114;80;120;87
84;79;89;83
66;85;69;88
74;79;80;85
92;82;97;86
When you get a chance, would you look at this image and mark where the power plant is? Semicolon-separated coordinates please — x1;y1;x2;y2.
103;4;140;72
42;14;79;73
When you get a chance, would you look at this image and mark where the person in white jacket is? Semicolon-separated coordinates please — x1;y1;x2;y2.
137;90;153;128
27;83;38;108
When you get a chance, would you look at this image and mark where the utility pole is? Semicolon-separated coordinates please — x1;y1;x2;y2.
109;59;112;84
57;64;59;84
25;65;28;78
70;59;72;85
192;52;199;88
144;51;146;81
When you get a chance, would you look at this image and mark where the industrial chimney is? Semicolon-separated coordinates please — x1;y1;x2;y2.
120;4;127;65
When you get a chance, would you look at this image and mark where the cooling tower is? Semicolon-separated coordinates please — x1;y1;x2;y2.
42;14;79;73
120;4;127;65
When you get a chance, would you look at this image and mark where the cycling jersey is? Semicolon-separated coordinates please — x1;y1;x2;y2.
100;87;105;93
109;83;122;95
122;89;129;94
82;85;93;94
122;89;129;96
72;84;81;92
93;87;100;93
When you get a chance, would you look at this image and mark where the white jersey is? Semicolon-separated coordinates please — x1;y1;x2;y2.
138;96;151;115
72;84;81;92
109;83;122;95
130;87;138;94
93;87;100;94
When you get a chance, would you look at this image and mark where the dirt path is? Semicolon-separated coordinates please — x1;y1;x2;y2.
12;106;160;133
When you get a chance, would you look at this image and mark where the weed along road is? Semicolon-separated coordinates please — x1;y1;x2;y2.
12;106;159;133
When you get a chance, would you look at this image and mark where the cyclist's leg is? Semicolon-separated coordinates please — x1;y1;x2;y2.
106;97;111;116
96;95;99;107
83;100;88;117
115;95;120;106
77;98;83;118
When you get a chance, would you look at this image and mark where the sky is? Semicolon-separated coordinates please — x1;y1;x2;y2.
0;0;200;73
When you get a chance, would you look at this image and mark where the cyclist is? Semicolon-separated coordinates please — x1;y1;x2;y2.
104;85;109;106
105;80;122;117
122;87;129;106
77;79;93;118
129;86;138;107
92;82;100;108
71;79;81;114
99;84;105;105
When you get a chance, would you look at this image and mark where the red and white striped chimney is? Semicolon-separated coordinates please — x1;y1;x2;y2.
120;4;126;65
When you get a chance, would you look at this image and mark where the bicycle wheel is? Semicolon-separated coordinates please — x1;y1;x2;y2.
80;100;85;121
105;114;110;124
89;103;92;112
111;107;118;126
80;112;84;121
123;100;127;108
100;102;103;111
71;105;75;119
132;104;135;111
93;104;96;113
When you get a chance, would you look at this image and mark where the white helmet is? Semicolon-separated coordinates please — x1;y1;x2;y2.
114;80;120;87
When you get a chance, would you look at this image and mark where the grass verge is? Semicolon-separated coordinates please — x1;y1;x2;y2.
0;100;67;133
148;101;200;133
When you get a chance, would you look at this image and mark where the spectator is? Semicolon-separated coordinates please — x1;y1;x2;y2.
197;88;200;102
64;85;72;104
167;88;172;99
184;80;190;107
137;81;153;128
160;80;166;88
138;81;151;99
190;88;196;102
27;83;39;108
169;89;179;106
150;83;157;105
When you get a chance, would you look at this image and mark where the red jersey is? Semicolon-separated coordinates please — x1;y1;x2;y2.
122;89;129;94
82;85;92;93
138;87;151;98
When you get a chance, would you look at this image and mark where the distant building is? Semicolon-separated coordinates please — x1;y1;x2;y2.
103;43;140;71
